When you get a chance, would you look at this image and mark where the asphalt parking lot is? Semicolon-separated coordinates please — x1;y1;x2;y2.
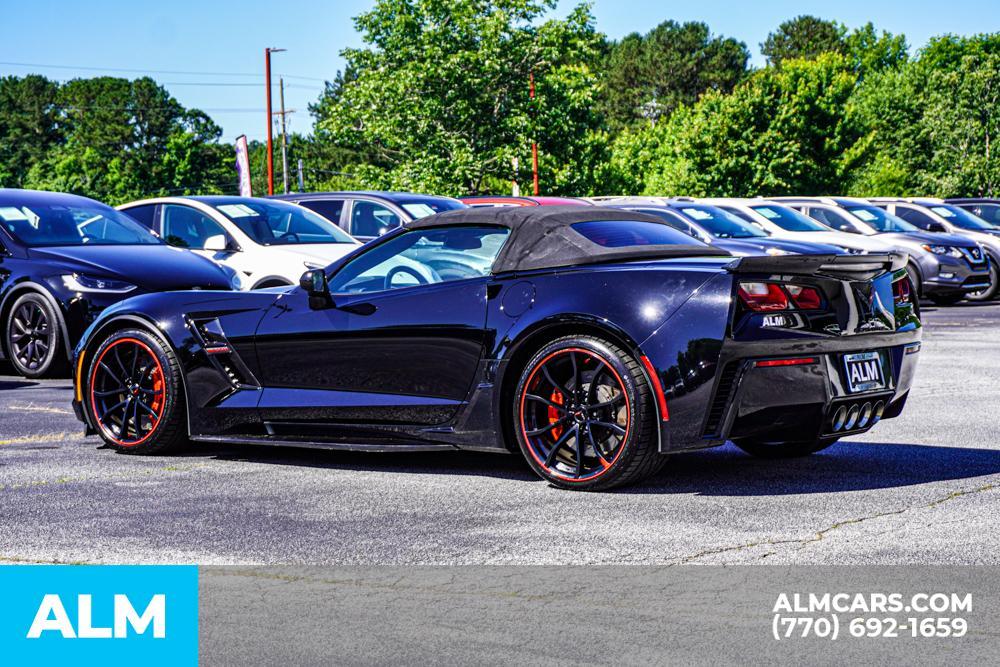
1;302;999;566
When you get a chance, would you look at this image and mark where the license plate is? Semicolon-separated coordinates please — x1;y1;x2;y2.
843;351;885;393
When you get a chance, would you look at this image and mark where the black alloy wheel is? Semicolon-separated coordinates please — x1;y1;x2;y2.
513;336;663;490
86;329;187;454
5;292;65;378
965;262;1000;301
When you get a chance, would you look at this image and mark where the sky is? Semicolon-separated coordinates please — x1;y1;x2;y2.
3;0;999;143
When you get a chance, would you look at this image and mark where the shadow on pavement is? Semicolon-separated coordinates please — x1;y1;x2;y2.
162;438;1000;494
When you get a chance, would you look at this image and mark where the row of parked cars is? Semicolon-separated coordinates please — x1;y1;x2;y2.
0;187;997;381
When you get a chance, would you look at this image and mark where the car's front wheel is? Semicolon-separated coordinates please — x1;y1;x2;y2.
965;262;1000;301
512;336;664;490
5;292;66;378
85;328;187;454
733;437;838;459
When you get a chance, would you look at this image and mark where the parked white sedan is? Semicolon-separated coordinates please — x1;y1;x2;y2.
117;196;361;290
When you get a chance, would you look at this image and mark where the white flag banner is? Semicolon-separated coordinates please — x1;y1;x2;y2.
234;135;252;197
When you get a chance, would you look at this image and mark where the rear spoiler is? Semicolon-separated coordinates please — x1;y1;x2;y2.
726;253;907;281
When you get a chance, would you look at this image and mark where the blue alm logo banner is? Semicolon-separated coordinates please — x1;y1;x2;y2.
0;565;198;666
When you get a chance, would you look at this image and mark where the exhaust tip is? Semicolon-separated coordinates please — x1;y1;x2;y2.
872;401;885;424
845;404;860;431
831;406;847;431
857;402;873;428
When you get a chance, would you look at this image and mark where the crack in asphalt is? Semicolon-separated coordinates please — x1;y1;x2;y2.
672;482;997;565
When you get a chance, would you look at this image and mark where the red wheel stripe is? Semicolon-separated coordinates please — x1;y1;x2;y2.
88;338;166;448
518;347;631;483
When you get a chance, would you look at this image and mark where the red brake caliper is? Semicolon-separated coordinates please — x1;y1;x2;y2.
148;364;164;427
547;390;564;441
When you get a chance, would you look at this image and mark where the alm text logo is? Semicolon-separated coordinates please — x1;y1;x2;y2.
27;592;166;639
0;566;196;666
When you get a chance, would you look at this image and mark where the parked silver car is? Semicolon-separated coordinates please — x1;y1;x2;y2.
775;197;995;303
868;198;1000;304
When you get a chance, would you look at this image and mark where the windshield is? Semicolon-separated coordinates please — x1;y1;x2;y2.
0;201;162;247
750;205;829;232
675;205;768;238
845;205;919;233
399;199;465;219
212;200;356;245
929;205;998;231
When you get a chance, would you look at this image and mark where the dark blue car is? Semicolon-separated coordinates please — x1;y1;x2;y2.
0;189;237;378
71;207;920;490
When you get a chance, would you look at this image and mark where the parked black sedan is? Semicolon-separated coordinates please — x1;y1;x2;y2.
71;207;920;490
0;189;237;378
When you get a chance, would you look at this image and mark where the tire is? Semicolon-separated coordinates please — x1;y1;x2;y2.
512;335;664;490
927;293;964;306
965;262;1000;301
733;437;838;459
905;263;922;298
84;328;187;454
4;292;67;379
251;279;292;290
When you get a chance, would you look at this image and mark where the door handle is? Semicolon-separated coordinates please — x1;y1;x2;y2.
339;302;377;316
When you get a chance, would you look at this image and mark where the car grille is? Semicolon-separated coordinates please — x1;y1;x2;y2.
959;246;987;267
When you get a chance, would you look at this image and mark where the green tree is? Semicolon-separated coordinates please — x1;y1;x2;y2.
21;76;230;203
844;23;908;77
313;0;608;195
611;53;859;196
599;21;749;131
845;36;1000;197
0;75;61;188
761;15;846;66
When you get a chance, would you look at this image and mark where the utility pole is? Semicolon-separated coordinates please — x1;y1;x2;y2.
529;71;539;196
297;159;305;192
264;47;286;196
279;77;290;194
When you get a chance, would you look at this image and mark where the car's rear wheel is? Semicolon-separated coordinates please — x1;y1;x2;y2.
513;335;663;490
5;292;66;379
733;437;838;459
965;262;999;301
85;329;187;454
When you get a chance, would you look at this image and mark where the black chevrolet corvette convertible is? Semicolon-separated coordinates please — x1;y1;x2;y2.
71;207;921;490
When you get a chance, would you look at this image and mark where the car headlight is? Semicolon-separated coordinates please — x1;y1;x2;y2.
921;244;963;258
62;273;137;294
303;261;325;270
835;245;868;255
765;247;791;256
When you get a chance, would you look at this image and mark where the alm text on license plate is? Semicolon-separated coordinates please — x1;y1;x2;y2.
843;351;885;393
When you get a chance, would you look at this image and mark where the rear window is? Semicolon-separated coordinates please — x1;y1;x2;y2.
572;220;700;248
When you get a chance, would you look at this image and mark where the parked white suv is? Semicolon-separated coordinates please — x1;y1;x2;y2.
117;196;361;290
693;198;895;255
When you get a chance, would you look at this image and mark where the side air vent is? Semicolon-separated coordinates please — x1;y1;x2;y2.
702;362;740;437
188;317;259;389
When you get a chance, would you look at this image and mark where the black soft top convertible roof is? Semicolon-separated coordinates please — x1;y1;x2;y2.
408;206;730;273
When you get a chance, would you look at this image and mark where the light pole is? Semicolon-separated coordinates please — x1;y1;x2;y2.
264;47;286;196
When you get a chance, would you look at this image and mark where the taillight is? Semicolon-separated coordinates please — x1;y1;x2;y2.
893;277;912;305
737;282;788;311
737;281;823;312
785;285;823;310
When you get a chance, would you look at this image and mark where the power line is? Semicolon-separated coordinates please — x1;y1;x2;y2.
0;60;326;82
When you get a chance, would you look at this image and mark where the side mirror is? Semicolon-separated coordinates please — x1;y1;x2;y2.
204;234;230;252
927;222;947;233
299;269;332;309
